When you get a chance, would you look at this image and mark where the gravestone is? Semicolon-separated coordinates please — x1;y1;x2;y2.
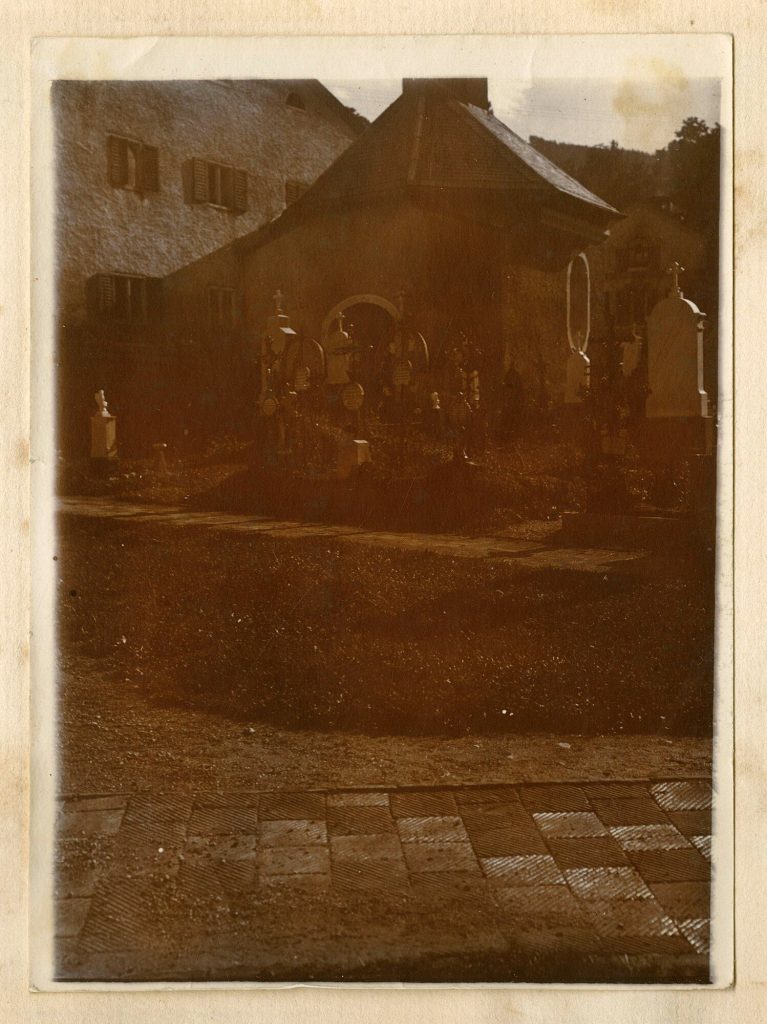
393;360;412;390
621;328;643;379
324;313;352;386
90;389;117;466
644;262;712;456
265;289;297;360
342;382;365;412
642;263;714;515
564;349;590;404
337;438;372;480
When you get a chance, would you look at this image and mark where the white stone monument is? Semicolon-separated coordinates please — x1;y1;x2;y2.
324;313;352;386
621;327;643;379
646;262;709;419
337;437;372;479
90;389;117;461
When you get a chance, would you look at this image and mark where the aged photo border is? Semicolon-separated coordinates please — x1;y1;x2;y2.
1;3;762;1020
29;32;734;993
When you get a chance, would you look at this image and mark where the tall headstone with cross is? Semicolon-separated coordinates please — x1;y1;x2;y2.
643;261;714;513
324;312;352;386
646;262;710;421
264;289;297;376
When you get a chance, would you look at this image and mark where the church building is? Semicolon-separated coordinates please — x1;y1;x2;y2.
160;77;621;433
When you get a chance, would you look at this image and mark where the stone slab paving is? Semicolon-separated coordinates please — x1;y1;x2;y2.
54;779;713;983
58;498;644;573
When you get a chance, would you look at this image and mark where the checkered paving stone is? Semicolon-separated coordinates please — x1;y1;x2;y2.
58;806;126;839
666;810;712;835
330;833;403;861
409;871;488;903
56;836;116;899
609;824;692;850
327;792;390;807
627;848;711;883
589;798;670;826
258;845;330;875
533;812;609;837
332;859;410;894
187;805;259;836
648;882;711;919
327;805;397;836
564;867;654;901
259;792;326;821
404;842;480;874
650;781;713;811
690;835;712;860
678;918;711;954
258;820;327;847
396;816;470;844
455;787;524;806
55;779;714;975
520;785;592;812
545;836;630;869
482;855;566;886
390;791;458;817
193;792;260;809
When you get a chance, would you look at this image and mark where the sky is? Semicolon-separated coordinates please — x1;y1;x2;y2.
324;77;722;153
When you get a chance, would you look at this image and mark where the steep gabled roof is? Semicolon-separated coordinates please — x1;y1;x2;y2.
236;81;620;254
460;103;617;213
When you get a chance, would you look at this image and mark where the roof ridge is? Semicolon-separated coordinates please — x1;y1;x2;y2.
455;100;619;215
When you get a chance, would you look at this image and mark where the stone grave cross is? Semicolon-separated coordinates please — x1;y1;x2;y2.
668;261;684;298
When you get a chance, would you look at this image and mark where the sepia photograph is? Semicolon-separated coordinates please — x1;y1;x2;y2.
34;35;732;987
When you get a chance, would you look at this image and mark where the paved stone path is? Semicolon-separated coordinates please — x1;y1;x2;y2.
58;497;646;573
55;779;713;984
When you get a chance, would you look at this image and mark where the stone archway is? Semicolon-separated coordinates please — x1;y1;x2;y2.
321;295;400;394
321;294;401;341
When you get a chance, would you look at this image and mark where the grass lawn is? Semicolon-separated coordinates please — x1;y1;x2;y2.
57;516;715;746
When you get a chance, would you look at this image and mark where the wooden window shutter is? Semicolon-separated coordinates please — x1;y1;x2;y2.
98;274;117;312
233;169;248;212
107;135;124;186
141;145;159;192
192;158;209;202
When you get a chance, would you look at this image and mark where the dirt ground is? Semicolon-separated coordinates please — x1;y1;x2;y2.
56;515;714;796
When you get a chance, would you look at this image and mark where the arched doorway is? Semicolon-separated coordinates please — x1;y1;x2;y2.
321;295;399;395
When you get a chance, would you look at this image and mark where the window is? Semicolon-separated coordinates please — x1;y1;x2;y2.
285;179;308;205
191;158;248;212
618;237;653;274
207;286;238;330
88;274;162;324
286;92;305;110
107;135;159;192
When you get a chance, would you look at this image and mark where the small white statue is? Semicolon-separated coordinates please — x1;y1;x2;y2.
94;389;110;418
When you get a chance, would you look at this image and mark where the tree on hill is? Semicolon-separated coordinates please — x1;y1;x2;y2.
528;136;660;211
530;118;720;228
658;117;721;234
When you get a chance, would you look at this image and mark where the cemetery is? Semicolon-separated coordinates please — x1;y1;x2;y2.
59;82;718;552
60;252;716;554
52;76;721;985
58;242;718;740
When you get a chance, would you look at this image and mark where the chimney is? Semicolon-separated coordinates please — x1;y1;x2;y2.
402;78;490;110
